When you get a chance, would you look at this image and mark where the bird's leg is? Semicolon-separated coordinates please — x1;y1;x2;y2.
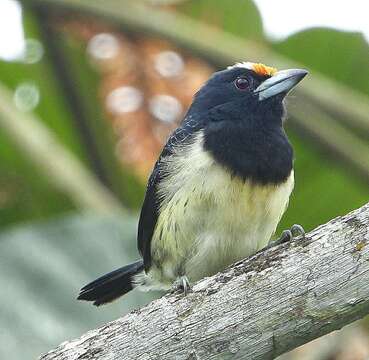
268;224;305;248
290;224;305;241
171;275;191;295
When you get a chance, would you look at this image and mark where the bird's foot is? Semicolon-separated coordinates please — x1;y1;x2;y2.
269;224;305;248
171;276;191;295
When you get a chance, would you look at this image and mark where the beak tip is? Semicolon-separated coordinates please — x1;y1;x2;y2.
299;69;309;77
287;68;309;80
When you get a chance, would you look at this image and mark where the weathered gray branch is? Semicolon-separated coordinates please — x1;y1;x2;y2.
41;202;369;359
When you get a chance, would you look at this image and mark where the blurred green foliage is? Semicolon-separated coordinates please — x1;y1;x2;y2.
58;34;145;207
0;12;81;225
281;130;368;232
0;1;368;359
273;28;369;231
177;0;264;41
274;29;369;97
0;214;155;360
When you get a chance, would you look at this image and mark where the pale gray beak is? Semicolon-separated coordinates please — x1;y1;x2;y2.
255;69;308;101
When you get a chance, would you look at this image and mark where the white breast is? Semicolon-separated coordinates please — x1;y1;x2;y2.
145;132;294;288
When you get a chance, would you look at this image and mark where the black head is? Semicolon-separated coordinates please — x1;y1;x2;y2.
189;62;307;128
187;62;308;184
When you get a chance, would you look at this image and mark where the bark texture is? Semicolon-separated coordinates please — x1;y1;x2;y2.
41;202;369;360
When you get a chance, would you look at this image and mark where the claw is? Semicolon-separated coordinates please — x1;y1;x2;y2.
181;277;190;295
278;229;292;244
268;224;305;249
171;276;191;295
291;224;305;240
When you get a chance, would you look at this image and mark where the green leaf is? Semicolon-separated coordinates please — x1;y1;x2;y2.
272;28;369;232
176;0;264;41
0;8;138;227
0;10;87;160
0;10;84;227
274;28;369;96
278;129;369;233
0;213;157;360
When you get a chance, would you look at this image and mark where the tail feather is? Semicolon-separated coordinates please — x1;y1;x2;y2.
78;260;144;306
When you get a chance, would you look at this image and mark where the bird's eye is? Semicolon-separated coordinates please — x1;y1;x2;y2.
234;77;250;90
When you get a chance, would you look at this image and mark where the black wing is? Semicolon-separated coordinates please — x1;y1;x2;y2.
137;117;201;271
137;164;162;272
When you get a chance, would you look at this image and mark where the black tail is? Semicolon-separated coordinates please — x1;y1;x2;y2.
77;260;144;306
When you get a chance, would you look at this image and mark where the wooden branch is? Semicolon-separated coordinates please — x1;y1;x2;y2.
41;202;369;360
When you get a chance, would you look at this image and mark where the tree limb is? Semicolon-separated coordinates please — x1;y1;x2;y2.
40;202;369;359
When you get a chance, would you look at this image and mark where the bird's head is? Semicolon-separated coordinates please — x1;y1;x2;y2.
190;62;308;127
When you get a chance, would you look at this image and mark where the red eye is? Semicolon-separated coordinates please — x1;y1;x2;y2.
235;77;250;90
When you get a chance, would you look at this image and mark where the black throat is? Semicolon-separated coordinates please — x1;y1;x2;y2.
202;113;293;185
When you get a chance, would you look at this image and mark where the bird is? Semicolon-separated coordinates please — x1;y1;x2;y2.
78;61;308;306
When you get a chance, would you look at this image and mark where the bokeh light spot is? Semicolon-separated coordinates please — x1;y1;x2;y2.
14;82;40;112
87;33;120;61
154;51;184;78
149;94;183;123
106;86;144;114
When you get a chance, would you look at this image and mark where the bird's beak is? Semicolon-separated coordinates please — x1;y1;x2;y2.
255;69;308;101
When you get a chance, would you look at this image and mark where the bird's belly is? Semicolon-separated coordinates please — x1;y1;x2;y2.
185;172;294;281
149;152;294;286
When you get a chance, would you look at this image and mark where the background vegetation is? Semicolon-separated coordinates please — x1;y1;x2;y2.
0;1;368;359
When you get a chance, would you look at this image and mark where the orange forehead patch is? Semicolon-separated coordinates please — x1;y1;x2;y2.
251;63;277;77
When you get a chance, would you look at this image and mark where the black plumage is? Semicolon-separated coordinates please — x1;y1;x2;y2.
77;260;144;306
138;119;203;271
